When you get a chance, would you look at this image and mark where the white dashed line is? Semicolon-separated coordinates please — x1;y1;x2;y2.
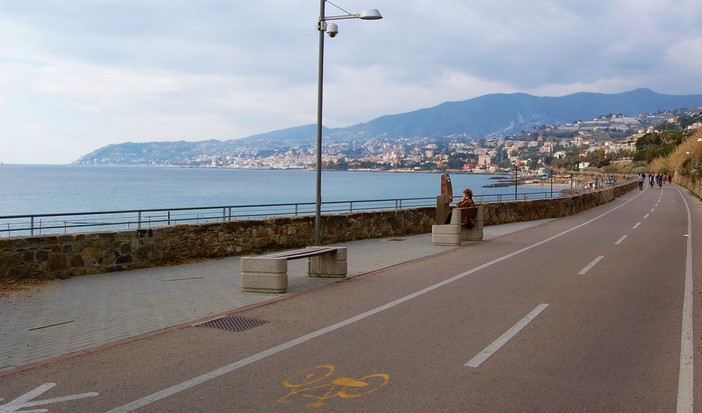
614;235;628;245
465;304;549;368
578;256;604;275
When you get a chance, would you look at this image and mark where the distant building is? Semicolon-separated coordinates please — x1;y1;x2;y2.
478;154;491;167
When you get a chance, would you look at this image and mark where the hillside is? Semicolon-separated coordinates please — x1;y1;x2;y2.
329;88;702;140
75;88;702;165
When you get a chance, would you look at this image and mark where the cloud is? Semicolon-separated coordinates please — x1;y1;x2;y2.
0;0;701;163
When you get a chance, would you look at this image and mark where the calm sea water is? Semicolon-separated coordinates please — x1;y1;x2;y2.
0;165;553;216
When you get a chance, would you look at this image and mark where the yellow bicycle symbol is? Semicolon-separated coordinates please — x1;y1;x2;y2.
277;364;390;409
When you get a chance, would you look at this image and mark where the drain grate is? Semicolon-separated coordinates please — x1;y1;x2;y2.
387;238;407;242
196;316;268;332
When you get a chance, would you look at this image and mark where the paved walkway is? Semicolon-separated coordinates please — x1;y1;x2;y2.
0;221;548;374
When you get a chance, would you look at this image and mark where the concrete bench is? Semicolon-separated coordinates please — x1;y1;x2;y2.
431;206;484;246
240;246;347;293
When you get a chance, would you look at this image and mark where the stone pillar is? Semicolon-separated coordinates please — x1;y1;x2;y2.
459;206;484;241
308;247;347;278
431;224;461;246
240;257;288;293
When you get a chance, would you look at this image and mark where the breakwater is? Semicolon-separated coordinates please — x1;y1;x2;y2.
0;181;638;282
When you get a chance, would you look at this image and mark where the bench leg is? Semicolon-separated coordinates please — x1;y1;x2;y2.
460;206;484;241
432;224;461;246
240;257;288;293
308;247;347;278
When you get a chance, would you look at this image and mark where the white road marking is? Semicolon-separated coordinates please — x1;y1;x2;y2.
614;235;628;245
0;383;98;413
675;187;694;413
633;222;641;229
105;192;645;413
644;214;650;219
578;256;604;275
465;304;549;368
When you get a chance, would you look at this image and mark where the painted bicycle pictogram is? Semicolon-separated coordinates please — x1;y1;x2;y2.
277;364;389;409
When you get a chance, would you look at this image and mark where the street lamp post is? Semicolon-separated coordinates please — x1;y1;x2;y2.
513;164;518;201
315;1;382;244
570;173;574;191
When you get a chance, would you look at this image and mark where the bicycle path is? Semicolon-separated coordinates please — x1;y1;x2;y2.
0;220;547;375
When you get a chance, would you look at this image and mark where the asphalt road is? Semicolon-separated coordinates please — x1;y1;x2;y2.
1;185;701;412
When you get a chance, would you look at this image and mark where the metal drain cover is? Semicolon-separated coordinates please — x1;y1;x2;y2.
196;316;268;332
387;238;406;242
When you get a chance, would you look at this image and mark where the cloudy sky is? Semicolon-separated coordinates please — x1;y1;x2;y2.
1;0;701;164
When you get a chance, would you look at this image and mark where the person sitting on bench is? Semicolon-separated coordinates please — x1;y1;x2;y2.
445;187;475;224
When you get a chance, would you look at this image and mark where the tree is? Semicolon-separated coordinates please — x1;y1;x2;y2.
635;131;687;163
549;148;581;170
584;149;606;166
325;160;349;171
447;153;471;169
528;157;539;170
679;112;702;129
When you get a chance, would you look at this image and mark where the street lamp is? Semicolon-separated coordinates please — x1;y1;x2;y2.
315;0;382;244
570;173;574;192
513;163;518;200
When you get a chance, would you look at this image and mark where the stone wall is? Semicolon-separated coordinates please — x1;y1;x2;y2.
481;181;636;224
0;182;637;282
674;174;702;199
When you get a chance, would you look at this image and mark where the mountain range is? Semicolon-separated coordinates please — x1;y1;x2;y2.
76;88;702;164
243;88;702;144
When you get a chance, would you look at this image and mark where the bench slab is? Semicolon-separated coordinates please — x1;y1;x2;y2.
241;247;347;293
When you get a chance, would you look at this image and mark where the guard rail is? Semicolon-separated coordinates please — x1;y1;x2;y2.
0;190;573;237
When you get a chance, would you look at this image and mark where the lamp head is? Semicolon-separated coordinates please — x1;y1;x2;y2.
359;9;383;20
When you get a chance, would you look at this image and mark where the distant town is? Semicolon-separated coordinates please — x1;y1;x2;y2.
77;108;702;176
220;113;651;172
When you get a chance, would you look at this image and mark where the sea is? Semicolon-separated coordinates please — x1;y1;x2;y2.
0;164;556;217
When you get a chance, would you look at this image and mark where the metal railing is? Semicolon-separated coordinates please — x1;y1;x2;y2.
0;190;573;238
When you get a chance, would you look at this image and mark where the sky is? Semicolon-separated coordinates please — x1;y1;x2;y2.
1;0;702;164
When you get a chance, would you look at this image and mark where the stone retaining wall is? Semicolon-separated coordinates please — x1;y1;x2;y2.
675;174;702;199
0;182;637;282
